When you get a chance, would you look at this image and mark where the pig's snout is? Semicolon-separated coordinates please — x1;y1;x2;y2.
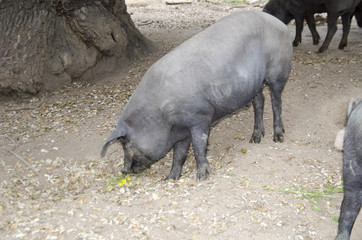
122;161;148;174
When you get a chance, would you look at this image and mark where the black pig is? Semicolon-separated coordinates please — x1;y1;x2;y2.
336;99;362;240
101;11;292;180
263;0;323;47
263;0;361;52
355;2;362;27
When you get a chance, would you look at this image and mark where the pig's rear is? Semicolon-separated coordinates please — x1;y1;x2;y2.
336;100;362;240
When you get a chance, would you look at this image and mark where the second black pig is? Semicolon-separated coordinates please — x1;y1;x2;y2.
263;0;361;52
336;99;362;240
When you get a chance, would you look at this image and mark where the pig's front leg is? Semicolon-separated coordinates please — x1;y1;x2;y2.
293;13;305;47
338;12;353;50
318;14;338;53
165;137;191;180
305;13;320;45
190;125;211;181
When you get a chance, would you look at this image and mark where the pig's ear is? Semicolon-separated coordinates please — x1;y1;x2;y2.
100;126;127;158
347;98;357;119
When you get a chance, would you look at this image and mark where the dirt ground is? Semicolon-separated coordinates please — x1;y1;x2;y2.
1;1;362;240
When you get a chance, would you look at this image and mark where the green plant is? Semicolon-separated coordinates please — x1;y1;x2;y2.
332;216;340;223
107;174;132;191
283;184;343;204
282;184;343;215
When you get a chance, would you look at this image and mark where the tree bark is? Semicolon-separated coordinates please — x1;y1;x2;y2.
0;0;151;96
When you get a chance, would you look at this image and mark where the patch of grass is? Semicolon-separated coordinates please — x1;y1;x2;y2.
332;216;340;223
324;184;344;194
283;184;343;204
145;179;163;192
282;184;343;216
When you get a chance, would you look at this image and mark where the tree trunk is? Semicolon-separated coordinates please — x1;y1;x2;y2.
0;0;151;96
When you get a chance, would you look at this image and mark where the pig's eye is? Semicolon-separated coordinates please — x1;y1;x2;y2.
122;140;130;148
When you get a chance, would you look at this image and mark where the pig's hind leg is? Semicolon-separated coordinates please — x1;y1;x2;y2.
336;154;362;239
268;78;286;142
165;137;191;180
336;188;362;240
250;91;265;143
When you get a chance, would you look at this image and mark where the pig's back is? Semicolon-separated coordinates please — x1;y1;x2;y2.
125;11;292;120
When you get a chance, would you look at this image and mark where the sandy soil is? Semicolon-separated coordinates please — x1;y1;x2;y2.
1;1;362;240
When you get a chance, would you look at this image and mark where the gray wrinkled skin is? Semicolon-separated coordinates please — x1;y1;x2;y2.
101;11;293;180
336;100;362;240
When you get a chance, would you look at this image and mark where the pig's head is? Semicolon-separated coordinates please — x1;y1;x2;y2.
101;122;168;174
263;0;294;24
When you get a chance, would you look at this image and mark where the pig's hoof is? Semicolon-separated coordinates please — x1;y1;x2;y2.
317;46;326;53
293;40;300;47
273;126;285;142
197;164;211;181
121;169;131;174
249;135;261;143
164;173;181;181
313;39;319;45
338;43;346;50
273;133;284;142
249;130;264;143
